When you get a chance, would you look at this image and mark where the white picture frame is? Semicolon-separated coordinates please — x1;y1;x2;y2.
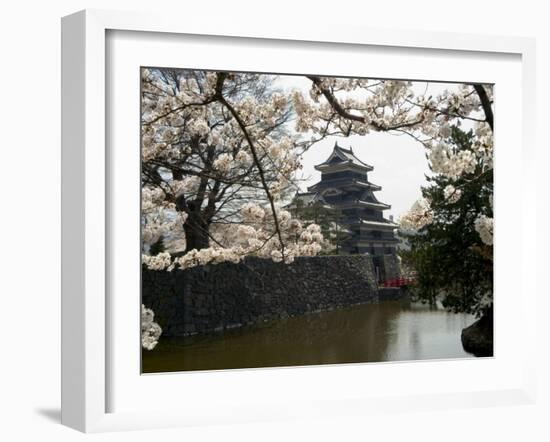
61;9;537;433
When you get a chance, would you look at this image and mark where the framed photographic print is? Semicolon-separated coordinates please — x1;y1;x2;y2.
62;9;537;432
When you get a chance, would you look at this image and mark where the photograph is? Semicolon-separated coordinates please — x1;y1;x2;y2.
139;68;494;373
1;0;545;438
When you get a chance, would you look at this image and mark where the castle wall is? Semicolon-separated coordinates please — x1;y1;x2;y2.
142;255;380;337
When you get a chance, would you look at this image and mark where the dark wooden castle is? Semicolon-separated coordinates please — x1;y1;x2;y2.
299;142;400;256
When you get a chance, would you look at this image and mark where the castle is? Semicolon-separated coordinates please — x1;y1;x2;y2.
291;142;401;279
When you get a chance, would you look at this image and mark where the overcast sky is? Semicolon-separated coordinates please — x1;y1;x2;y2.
274;75;460;219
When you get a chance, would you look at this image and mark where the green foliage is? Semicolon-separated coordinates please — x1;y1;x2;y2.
402;127;493;316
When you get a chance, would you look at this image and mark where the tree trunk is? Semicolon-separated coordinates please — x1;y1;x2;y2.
183;211;210;252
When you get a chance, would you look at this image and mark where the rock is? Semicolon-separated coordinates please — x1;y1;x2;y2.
461;308;493;357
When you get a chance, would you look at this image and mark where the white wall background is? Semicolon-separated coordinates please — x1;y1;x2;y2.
0;1;547;441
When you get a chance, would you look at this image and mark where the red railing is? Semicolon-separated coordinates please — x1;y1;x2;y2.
381;277;416;288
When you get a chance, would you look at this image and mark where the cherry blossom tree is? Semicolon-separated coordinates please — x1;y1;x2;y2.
291;76;494;327
140;70;495;349
291;77;494;246
141;304;162;350
141;69;325;272
142;71;494;269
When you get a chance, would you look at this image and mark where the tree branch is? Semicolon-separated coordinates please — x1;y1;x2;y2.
473;84;494;131
306;76;424;131
214;72;286;259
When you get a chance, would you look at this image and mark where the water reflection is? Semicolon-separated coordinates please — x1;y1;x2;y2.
142;300;476;373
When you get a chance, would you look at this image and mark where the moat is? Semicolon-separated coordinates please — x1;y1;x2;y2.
142;299;477;373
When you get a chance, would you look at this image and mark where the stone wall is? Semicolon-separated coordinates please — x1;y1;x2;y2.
142;255;380;337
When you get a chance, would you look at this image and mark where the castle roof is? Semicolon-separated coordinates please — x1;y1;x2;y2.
307;178;381;193
315;142;374;172
285;192;331;210
360;219;399;229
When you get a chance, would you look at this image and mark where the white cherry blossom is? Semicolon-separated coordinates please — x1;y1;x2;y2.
141;304;162;350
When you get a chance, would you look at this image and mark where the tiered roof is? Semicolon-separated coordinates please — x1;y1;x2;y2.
307;179;381;193
314;143;373;172
309;142;381;194
298;142;399;254
309;142;395;223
